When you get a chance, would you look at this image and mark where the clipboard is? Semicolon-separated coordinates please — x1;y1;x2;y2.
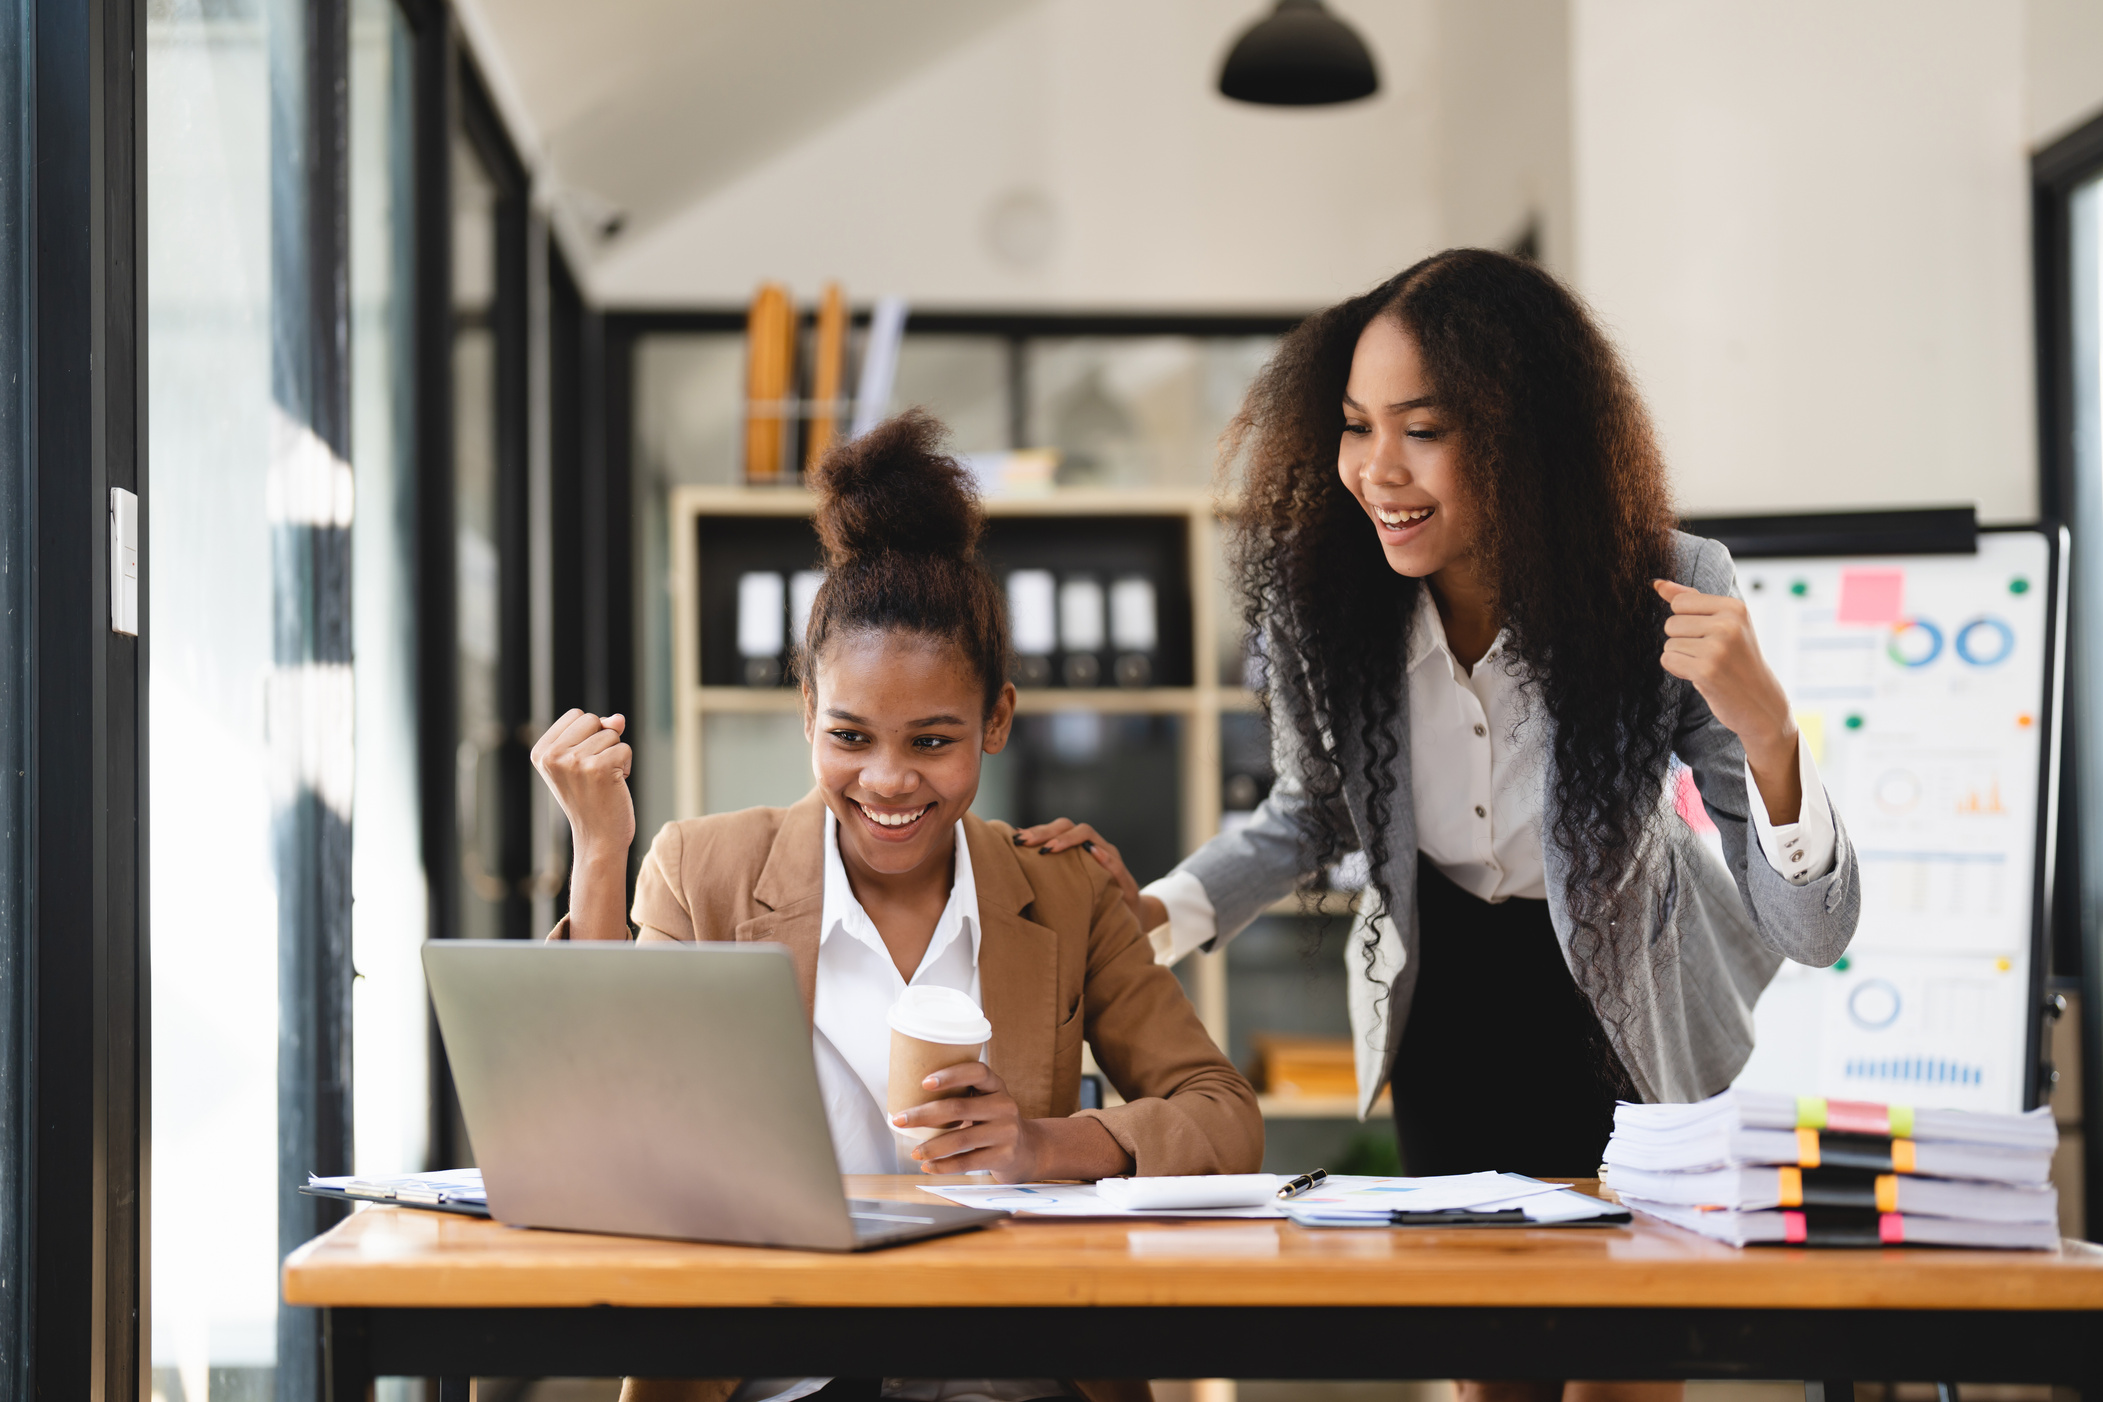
1388;1207;1632;1227
299;1184;489;1218
300;1171;491;1218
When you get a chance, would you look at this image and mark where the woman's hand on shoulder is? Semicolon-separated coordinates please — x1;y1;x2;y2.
1011;818;1167;933
1654;580;1803;821
531;709;636;860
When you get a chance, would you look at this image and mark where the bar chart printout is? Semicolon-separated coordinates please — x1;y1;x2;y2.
1725;531;2053;1113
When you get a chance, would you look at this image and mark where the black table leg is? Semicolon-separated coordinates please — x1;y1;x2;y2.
436;1380;472;1402
322;1308;373;1402
1806;1383;1853;1402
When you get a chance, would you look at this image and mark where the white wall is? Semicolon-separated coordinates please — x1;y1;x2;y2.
2027;0;2103;146
1432;0;1573;272
1572;0;2037;523
588;0;1449;311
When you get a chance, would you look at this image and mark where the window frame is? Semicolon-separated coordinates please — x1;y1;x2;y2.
411;16;537;1171
2;0;150;1393
2031;109;2103;1241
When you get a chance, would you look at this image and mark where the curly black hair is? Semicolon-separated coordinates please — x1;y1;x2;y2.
1228;249;1680;1045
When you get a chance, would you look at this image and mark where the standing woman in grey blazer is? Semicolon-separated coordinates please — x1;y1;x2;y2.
1020;248;1861;1189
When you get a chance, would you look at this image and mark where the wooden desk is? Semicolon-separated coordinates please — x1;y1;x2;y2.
283;1177;2103;1398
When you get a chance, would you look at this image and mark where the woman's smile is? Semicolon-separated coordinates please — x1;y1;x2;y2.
1368;501;1437;542
852;797;938;838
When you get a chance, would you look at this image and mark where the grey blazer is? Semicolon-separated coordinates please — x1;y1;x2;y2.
1177;532;1861;1115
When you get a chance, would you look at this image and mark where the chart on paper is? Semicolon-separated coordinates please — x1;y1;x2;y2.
1725;531;2054;1114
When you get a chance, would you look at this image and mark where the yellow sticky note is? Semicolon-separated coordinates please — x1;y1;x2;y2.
1796;711;1826;766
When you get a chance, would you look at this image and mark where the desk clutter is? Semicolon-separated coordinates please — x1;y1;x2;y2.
1604;1089;2060;1248
304;1167;1622;1232
925;1171;1626;1227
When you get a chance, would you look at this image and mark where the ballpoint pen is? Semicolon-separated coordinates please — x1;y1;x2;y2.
1276;1168;1329;1200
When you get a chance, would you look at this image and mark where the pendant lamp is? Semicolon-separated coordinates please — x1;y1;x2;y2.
1218;0;1380;107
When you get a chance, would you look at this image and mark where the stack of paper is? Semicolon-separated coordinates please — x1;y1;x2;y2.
1605;1091;2059;1248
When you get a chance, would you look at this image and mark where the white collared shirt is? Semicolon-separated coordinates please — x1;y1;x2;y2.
1144;586;1837;961
1403;584;1552;901
812;807;982;1176
735;815;1059;1402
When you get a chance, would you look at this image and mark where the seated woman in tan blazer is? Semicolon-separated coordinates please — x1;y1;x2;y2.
531;410;1262;1402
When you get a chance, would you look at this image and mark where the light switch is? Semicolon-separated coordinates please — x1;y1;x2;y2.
110;487;138;636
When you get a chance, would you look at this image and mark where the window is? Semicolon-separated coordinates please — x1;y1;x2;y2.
350;0;428;1185
148;1;431;1393
146;1;284;1389
453;125;508;945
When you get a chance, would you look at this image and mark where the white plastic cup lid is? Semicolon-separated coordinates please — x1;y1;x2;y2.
887;985;992;1045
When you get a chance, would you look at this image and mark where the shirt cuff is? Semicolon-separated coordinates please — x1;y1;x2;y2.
1746;729;1837;886
1140;869;1218;966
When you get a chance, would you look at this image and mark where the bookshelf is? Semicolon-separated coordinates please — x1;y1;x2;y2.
668;483;1383;1130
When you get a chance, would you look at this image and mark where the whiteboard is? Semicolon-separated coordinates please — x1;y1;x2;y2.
1723;529;2060;1113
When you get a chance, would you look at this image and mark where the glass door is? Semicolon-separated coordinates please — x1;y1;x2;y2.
449;74;532;954
146;2;284;1392
453;126;507;945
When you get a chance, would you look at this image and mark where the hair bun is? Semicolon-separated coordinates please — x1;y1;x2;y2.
810;408;984;567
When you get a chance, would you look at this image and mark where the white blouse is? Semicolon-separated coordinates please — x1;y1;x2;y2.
733;815;1057;1402
812;808;981;1177
1145;585;1837;964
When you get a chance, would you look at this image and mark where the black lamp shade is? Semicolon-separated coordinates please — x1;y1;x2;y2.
1218;0;1380;107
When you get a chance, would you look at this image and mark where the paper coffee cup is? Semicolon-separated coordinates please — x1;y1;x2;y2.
886;986;993;1142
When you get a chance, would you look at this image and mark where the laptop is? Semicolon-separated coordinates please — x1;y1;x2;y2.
422;939;995;1251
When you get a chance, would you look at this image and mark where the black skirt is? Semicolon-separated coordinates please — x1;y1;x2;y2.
1390;856;1637;1177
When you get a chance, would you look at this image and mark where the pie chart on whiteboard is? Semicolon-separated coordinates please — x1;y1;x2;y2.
1956;616;2015;667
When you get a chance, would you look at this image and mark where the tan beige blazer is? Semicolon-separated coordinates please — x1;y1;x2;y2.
590;791;1262;1402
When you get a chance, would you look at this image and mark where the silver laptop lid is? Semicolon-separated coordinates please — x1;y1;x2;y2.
423;939;856;1250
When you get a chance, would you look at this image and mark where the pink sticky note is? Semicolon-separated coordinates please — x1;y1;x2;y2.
1837;569;1904;624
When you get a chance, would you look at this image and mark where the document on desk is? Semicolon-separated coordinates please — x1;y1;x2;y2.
304;1167;489;1216
923;1180;1291;1217
1280;1171;1628;1227
923;1176;1395;1218
922;1172;1622;1224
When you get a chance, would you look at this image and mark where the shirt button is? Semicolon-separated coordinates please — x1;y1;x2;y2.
1474;724;1486;737
1790;850;1804;863
1475;805;1488;818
